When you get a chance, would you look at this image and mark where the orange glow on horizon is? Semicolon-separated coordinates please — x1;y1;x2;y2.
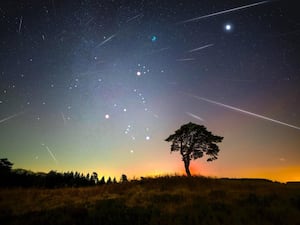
176;161;206;176
241;165;300;182
14;153;299;183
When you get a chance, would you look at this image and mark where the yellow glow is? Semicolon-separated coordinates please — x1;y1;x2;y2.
239;165;300;182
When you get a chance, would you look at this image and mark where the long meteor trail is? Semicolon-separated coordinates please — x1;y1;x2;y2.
18;16;23;33
61;112;67;125
176;58;196;62
95;34;116;48
0;111;25;124
144;47;170;56
45;146;58;163
126;13;143;23
186;112;204;121
188;44;214;53
188;94;300;131
42;143;58;164
177;1;270;24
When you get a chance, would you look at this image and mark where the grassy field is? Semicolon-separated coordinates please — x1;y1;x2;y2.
1;176;300;225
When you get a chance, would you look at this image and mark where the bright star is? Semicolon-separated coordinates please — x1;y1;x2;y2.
151;35;157;42
136;71;141;76
105;114;110;119
224;23;233;32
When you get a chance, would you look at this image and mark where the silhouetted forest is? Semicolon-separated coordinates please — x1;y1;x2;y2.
0;158;127;188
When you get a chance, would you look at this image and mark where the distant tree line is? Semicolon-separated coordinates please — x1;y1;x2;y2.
0;158;128;188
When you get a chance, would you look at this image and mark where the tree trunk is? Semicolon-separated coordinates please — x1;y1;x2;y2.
184;159;191;177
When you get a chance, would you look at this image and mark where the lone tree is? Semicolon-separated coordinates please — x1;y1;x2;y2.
0;158;13;174
165;122;223;176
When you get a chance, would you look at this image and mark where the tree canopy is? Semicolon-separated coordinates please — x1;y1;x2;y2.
165;122;223;176
0;158;13;174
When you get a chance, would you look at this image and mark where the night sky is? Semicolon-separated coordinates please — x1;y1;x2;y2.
1;0;299;182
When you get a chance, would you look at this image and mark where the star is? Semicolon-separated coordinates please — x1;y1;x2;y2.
105;114;110;119
151;35;157;42
224;23;233;32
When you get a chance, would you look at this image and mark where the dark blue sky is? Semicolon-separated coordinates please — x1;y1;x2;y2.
0;0;299;181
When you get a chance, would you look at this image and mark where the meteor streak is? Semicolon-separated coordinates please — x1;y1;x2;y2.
42;144;58;163
189;94;300;131
46;146;58;163
186;112;204;121
18;16;23;33
177;1;270;24
144;47;170;56
126;13;143;23
176;58;195;61
61;112;66;125
188;44;214;53
0;111;25;124
95;34;116;48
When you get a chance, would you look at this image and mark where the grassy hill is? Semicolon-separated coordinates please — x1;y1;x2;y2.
1;176;299;225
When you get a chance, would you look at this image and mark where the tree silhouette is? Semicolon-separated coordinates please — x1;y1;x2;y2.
0;158;14;186
121;174;128;182
165;122;223;176
0;158;13;173
91;172;98;184
106;177;112;184
0;158;126;187
99;176;106;185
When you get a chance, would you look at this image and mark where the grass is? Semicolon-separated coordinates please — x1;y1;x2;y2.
1;176;299;225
